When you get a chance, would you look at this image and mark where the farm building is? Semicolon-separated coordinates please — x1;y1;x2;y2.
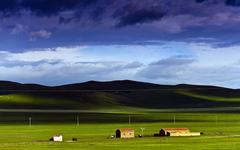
51;135;63;142
116;128;134;138
160;128;190;136
159;128;200;137
169;132;201;136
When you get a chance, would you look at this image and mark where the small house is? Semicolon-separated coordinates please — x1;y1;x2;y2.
53;135;63;142
116;128;134;138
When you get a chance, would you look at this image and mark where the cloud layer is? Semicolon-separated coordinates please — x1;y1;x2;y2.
0;43;239;88
0;0;240;88
0;0;240;50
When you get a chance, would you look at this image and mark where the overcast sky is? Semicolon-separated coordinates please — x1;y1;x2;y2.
0;0;240;88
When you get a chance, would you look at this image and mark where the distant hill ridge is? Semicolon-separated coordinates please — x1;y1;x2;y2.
0;80;239;109
0;80;230;91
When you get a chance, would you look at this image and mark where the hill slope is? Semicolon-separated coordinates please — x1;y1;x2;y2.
0;80;240;109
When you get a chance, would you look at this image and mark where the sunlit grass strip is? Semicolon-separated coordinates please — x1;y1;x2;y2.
0;94;78;106
177;90;240;102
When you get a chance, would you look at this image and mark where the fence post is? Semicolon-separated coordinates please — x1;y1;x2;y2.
129;115;131;125
215;115;218;124
173;114;176;124
29;117;32;127
77;115;79;126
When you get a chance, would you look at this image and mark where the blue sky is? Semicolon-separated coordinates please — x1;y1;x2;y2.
1;0;240;88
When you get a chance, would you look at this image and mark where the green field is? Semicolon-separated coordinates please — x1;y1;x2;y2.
0;111;240;150
1;81;240;149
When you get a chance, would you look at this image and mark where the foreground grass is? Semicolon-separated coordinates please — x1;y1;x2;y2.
0;122;240;150
0;112;240;149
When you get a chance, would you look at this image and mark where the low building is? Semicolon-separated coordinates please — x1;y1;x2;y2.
160;128;190;136
159;128;200;137
169;132;201;137
53;135;63;142
116;128;134;138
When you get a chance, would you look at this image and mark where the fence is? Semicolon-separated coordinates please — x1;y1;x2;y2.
0;111;239;125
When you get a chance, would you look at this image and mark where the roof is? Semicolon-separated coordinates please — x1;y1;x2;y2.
116;128;134;132
53;135;63;137
161;128;189;132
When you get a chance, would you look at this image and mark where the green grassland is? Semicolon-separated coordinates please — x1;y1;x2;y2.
0;112;240;149
1;81;240;149
2;89;240;110
0;92;125;109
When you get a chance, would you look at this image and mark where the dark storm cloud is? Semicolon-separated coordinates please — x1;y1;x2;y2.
116;9;166;27
0;0;236;26
0;0;238;20
59;16;73;24
196;0;240;6
225;0;240;6
91;6;106;21
20;0;75;16
196;0;206;3
0;1;18;11
22;0;98;16
0;0;195;23
1;0;240;50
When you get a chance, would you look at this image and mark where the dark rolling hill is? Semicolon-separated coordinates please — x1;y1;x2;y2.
0;81;50;91
0;80;240;109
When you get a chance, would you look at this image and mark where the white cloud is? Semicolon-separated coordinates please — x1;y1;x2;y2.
136;43;240;88
0;46;143;85
11;24;28;34
6;46;85;63
0;61;142;85
187;42;240;66
0;43;240;88
30;29;52;41
138;56;195;79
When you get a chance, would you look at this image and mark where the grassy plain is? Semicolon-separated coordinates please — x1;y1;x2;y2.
1;81;240;149
0;112;240;149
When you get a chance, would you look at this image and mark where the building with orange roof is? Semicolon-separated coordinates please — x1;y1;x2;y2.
116;128;134;138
